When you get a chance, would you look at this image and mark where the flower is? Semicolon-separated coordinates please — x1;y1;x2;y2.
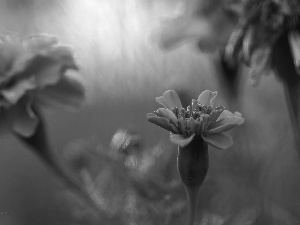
225;0;300;86
0;33;85;137
151;0;236;52
146;90;244;149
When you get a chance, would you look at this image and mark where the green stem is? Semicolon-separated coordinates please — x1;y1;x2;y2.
283;80;300;157
186;186;200;225
271;30;300;159
16;108;102;214
177;137;209;225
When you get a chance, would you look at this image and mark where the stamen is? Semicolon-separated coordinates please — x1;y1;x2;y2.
180;108;185;117
194;111;200;119
195;103;201;112
207;106;212;114
183;119;189;136
187;105;191;117
191;99;197;112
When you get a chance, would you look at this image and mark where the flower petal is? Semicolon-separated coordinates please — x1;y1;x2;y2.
146;113;156;118
155;108;177;120
30;49;78;87
35;74;85;111
242;25;255;65
203;133;233;149
289;31;300;74
178;118;185;135
2;76;36;104
217;110;243;121
217;110;234;120
156;90;182;110
24;34;58;52
169;118;180;133
48;45;78;69
11;97;39;137
187;118;201;135
147;115;176;133
198;90;217;107
208;116;244;134
170;134;195;147
33;59;62;87
209;106;225;124
225;26;244;64
249;48;271;87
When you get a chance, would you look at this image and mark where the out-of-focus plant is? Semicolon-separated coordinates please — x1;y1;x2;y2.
63;129;186;225
224;0;300;156
0;33;101;211
151;0;242;99
0;33;84;138
225;0;300;85
147;90;244;225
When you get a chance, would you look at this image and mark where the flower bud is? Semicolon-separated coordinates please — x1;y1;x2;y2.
177;136;209;187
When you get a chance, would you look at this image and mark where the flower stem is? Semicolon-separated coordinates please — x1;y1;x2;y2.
283;81;300;156
16;108;101;214
185;186;200;225
177;137;209;225
271;30;300;159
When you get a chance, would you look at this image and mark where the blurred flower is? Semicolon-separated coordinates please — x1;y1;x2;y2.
63;139;91;171
0;33;85;137
225;0;300;86
147;90;244;149
110;128;142;156
151;0;237;52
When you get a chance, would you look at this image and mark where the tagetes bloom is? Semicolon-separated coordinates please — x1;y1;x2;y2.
225;0;300;86
146;90;244;149
0;34;84;137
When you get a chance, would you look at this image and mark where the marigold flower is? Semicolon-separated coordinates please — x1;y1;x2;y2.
225;0;300;86
146;90;244;149
147;90;244;225
0;33;85;137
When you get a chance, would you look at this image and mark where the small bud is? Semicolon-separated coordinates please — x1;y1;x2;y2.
177;136;209;187
177;136;209;225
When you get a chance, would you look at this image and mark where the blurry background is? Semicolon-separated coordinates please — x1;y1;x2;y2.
0;0;299;224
